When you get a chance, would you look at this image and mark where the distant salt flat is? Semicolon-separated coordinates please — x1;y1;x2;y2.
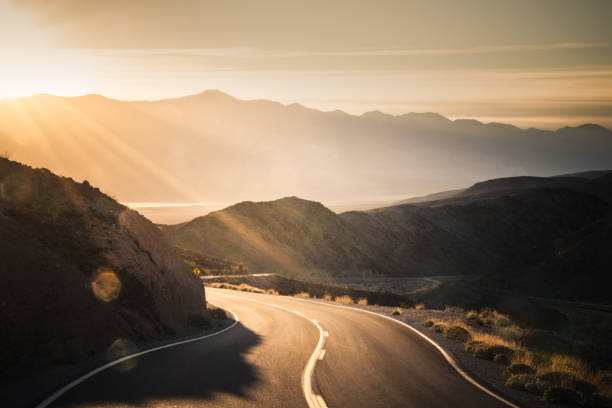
123;202;230;224
125;202;229;208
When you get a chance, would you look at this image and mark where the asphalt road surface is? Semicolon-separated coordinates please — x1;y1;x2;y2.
40;288;516;407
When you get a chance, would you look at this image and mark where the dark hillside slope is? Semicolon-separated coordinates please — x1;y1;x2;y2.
0;158;206;376
166;197;378;278
166;173;612;302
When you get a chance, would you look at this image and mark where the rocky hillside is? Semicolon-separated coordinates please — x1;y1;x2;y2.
0;158;206;376
165;171;612;302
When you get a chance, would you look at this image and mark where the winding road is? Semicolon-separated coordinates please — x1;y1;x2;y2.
40;288;517;407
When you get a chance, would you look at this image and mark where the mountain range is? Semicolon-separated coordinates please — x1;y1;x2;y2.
165;170;612;302
1;90;611;206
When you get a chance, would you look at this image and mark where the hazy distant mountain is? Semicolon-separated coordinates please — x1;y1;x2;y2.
1;90;611;205
0;158;206;376
165;171;612;302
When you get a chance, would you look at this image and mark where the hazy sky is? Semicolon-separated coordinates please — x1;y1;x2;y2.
1;0;612;128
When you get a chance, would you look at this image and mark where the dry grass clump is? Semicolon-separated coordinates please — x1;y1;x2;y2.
444;305;465;314
334;295;354;304
357;297;368;305
293;292;310;298
266;289;279;295
208;282;269;294
431;307;612;404
392;307;402;315
414;303;426;310
466;308;512;328
424;319;473;342
322;294;333;301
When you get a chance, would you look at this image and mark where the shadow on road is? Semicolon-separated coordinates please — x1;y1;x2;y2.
43;321;261;407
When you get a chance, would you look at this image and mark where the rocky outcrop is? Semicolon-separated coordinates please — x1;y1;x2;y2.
0;158;206;376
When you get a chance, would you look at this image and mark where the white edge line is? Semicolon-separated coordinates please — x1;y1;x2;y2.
287;295;521;408
318;349;326;360
209;288;519;408
220;293;328;408
35;302;239;408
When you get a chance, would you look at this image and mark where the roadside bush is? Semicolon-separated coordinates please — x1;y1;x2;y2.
537;371;576;385
543;387;580;405
504;363;536;376
445;325;472;342
415;304;425;310
293;292;310;298
357;298;368;305
572;379;598;396
433;322;447;333
524;379;549;396
466;341;494;359
494;315;511;327
465;341;514;361
466;310;484;326
266;289;279;295
392;307;402;315
506;374;536;390
494;354;510;366
423;320;434;327
335;295;354;304
322;294;333;301
586;394;612;408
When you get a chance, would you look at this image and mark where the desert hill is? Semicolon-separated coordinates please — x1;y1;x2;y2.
0;158;206;376
165;171;612;302
1;91;611;205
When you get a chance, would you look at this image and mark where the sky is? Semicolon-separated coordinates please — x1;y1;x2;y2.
1;0;612;129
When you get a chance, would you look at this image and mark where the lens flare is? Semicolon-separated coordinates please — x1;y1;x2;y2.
107;338;138;372
91;267;121;302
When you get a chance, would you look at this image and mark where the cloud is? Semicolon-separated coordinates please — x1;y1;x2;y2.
63;42;609;60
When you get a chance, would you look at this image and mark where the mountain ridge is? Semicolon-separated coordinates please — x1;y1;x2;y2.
165;170;612;302
5;90;610;132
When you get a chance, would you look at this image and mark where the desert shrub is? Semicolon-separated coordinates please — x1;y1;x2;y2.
415;304;425;310
572;379;598;396
466;310;484;326
599;374;612;386
586;394;612;408
524;379;549;396
543;387;581;405
506;374;536;391
293;292;310;298
466;341;494;360
445;325;472;342
494;354;510;366
266;289;279;295
550;354;590;378
466;340;514;361
505;363;536;376
537;371;576;385
433;322;447;333
322;294;333;301
357;298;368;305
392;307;402;315
490;345;514;357
335;295;354;304
494;315;511;327
444;305;464;313
500;325;525;341
423;320;435;327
